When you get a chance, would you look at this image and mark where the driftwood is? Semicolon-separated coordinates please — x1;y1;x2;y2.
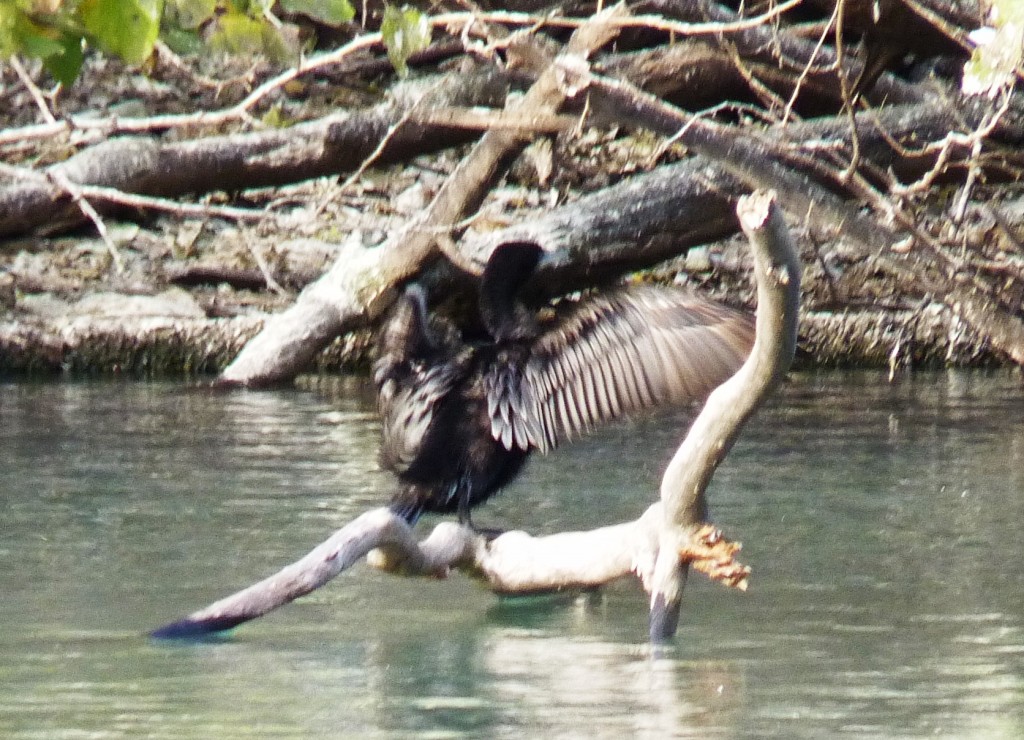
149;189;798;640
0;282;999;375
212;70;1001;387
200;1;1021;386
0;140;1006;375
3;0;1023;377
0;92;1010;374
649;190;801;639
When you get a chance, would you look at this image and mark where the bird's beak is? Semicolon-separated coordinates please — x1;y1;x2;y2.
534;245;565;273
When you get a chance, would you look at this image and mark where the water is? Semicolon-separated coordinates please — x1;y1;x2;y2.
1;371;1023;738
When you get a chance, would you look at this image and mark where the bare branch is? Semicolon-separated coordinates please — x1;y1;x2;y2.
0;2;806;153
446;0;806;37
150;508;428;637
551;55;901;251
648;191;802;640
8;56;57;125
148;503;752;638
48;169;126;273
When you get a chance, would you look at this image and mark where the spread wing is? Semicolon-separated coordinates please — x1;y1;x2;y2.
504;285;755;453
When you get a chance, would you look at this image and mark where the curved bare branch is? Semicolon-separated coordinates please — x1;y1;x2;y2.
649;190;802;640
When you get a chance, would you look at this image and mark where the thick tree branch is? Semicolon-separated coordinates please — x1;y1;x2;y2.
151;503;742;637
649;191;802;640
458;100;968;273
150;508;446;637
553;56;901;250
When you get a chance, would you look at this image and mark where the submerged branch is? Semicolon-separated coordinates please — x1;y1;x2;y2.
150;503;752;638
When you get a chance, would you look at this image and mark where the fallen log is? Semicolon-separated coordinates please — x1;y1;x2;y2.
0;66;507;238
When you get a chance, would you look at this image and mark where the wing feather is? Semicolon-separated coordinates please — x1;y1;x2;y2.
520;285;754;453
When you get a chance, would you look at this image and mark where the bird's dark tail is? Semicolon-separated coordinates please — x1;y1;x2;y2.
388;496;424;526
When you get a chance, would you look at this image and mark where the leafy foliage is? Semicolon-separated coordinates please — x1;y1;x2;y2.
1;0;89;84
80;0;164;64
1;0;164;83
1;0;358;84
280;0;353;27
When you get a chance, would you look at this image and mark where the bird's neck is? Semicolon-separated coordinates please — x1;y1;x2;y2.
480;285;537;342
479;242;544;342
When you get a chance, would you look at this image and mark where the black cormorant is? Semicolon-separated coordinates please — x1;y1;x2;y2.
373;241;755;526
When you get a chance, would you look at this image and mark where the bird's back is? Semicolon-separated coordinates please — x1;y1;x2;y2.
378;341;531;520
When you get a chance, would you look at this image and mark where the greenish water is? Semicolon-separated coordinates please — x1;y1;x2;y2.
1;371;1023;738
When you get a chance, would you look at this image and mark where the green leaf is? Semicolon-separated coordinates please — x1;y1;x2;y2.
260;102;294;128
210;9;293;61
42;31;85;84
159;25;203;55
0;4;21;57
79;0;164;65
211;10;267;55
280;0;354;26
381;5;430;76
7;12;84;84
14;18;65;59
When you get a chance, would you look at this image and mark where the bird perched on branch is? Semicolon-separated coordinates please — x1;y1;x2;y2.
373;241;755;527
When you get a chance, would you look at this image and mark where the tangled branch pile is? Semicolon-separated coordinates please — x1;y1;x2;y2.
1;0;1022;376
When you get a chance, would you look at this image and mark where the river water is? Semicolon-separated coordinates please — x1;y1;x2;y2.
1;371;1022;738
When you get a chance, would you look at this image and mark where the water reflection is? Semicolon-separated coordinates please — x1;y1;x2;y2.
1;371;1023;737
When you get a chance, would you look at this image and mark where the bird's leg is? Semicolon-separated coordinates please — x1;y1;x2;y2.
456;494;474;529
457;495;504;541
